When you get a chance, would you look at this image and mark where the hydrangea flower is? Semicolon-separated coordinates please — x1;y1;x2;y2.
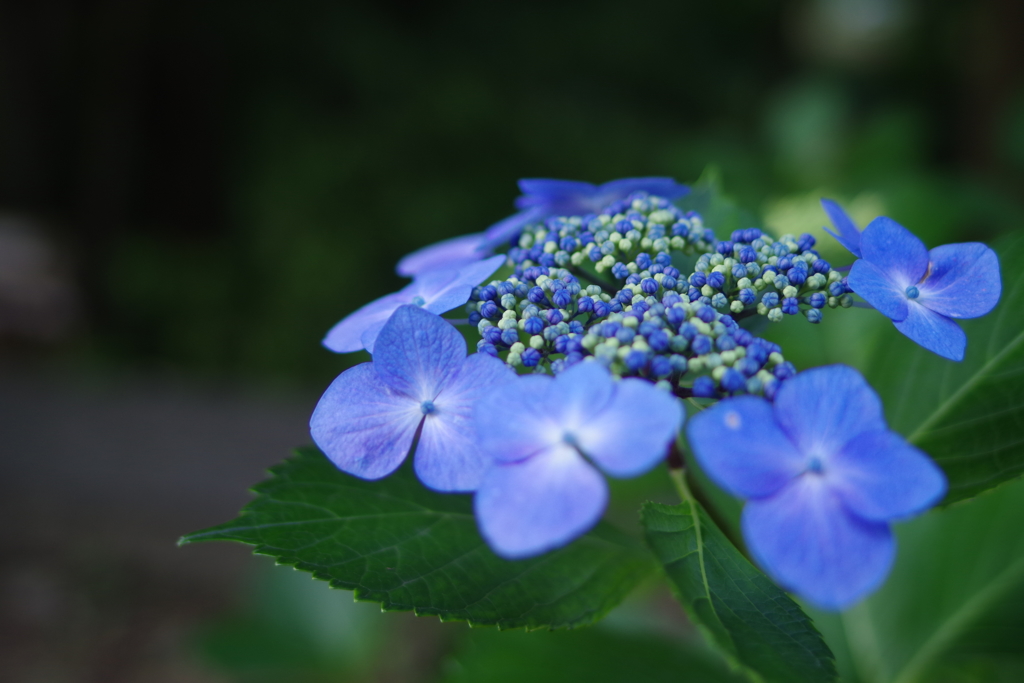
311;304;512;491
847;217;1001;361
820;198;862;258
473;362;684;558
687;364;946;609
323;254;506;353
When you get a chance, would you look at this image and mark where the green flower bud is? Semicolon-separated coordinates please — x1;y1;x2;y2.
768;307;783;322
730;300;745;313
712;366;727;381
782;285;798;299
737;277;752;289
529;335;545;349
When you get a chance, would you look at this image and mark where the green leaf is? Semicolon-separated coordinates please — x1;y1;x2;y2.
443;622;747;683
866;232;1024;503
641;472;837;683
180;447;654;630
809;477;1024;683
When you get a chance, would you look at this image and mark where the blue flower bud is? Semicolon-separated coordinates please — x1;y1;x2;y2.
560;236;578;252
658;275;676;291
655;252;672;267
716;335;736;351
798;233;816;251
500;328;520;346
482;326;503;344
690;272;707;288
694;305;714;323
513;283;530;298
692;334;713;355
736;357;761;377
616;327;636;344
480;301;500;319
552;289;572;308
787;268;807;286
592;300;611;318
738;246;758;264
774;274;790;290
738;287;757;305
623;350;646;372
641;278;659;295
521;347;542;367
777;256;794;271
761;291;780;308
711;293;728;309
692;376;716;397
538;253;556;267
720;368;746;392
650;355;673;377
527;287;547;304
616;289;634;305
545;309;563;325
577;296;594;313
805;308;822;323
716;241;734;255
744;228;763;243
828;281;845;297
707;271;726;290
808;292;826;309
589;247;603;262
635;252;652;269
477;342;499;357
612;262;630;279
731;264;747;279
782;297;799;315
688;287;702;302
648;329;671;352
478;285;498;301
746;345;768;366
625;273;642;286
568;320;584;334
773;361;797;380
579;231;595;245
523;316;544;335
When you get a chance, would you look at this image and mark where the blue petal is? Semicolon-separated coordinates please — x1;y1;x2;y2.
918;243;1002;319
475;374;561;462
549;361;617;430
323;291;409;353
474;445;608;559
310;363;421;480
482;207;545;247
848;260;909;321
773;365;886;458
420;254;508;318
893;301;966;361
372;305;466;401
829;429;947;521
743;476;895;610
515;179;597;209
576;377;684;478
396;233;488;277
599;177;689;200
820;198;862;258
688;396;805;498
415;353;515;492
859;217;929;287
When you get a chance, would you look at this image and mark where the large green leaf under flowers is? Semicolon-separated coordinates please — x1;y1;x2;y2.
867;232;1024;504
641;473;837;683
180;447;654;630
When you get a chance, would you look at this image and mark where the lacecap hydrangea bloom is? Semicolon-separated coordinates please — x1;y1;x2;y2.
308;177;994;610
687;365;947;609
823;200;1001;360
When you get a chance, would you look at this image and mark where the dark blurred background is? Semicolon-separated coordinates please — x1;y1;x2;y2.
2;0;1023;681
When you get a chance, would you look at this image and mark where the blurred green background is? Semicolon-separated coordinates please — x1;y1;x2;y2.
2;0;1024;681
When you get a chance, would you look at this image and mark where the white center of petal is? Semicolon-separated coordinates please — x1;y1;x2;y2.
724;410;742;430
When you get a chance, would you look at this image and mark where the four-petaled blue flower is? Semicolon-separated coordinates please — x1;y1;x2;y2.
396;177;689;277
847;217;1001;361
311;304;513;491
323;254;506;353
473;362;684;559
687;364;947;610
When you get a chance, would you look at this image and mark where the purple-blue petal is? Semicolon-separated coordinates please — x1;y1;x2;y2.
547;361;617;430
474;446;608;559
688;395;805;498
515;179;597;209
475;374;561;463
829;429;947;521
820;198;862;258
414;353;515;492
372;305;466;401
421;254;508;316
848;260;909;322
859;217;929;287
323;291;410;353
773;365;886;458
482;207;545;247
396;233;488;277
575;377;683;478
918;242;1001;319
598;177;689;200
742;476;895;610
310;363;421;480
893;301;966;361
